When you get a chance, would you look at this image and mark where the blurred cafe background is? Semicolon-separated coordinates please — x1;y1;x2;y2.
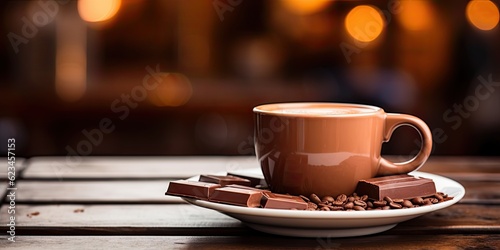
1;0;499;158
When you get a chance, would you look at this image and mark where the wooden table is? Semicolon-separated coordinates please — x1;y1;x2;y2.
1;156;499;249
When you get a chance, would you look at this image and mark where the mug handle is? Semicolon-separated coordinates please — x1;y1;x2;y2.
377;113;433;176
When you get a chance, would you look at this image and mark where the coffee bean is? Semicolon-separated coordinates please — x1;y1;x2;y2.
330;206;344;211
373;200;387;207
434;193;444;201
332;200;344;206
344;202;354;209
392;198;404;203
336;194;347;203
423;199;433;206
353;205;365;211
382;206;391;210
402;200;413;208
299;195;310;202
437;192;447;198
389;202;402;209
360;195;369;201
348;197;355;202
411;197;424;205
322;196;335;203
352;193;360;200
307;202;318;209
310;194;322;204
384;196;393;203
318;203;329;208
354;200;367;208
320;206;330;211
366;201;374;208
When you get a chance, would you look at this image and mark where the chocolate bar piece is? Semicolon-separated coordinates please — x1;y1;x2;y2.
209;187;263;207
199;175;251;186
165;180;221;200
225;184;271;193
261;193;308;210
355;174;436;200
227;172;267;187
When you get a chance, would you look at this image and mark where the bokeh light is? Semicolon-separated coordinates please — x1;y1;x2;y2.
345;5;384;42
281;0;331;15
78;0;121;22
149;73;193;107
398;0;435;30
466;0;499;31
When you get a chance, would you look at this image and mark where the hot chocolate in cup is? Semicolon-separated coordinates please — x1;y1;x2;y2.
253;102;433;198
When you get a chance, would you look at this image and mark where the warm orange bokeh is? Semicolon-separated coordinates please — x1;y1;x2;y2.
281;0;331;15
466;0;499;31
78;0;122;23
398;0;435;30
345;5;384;42
149;73;193;107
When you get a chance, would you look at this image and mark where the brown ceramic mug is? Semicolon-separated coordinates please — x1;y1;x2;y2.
253;102;432;198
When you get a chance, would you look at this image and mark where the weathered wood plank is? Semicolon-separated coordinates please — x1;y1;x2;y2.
0;204;241;228
0;204;498;235
22;156;258;179
459;181;500;204
1;235;499;249
13;181;182;204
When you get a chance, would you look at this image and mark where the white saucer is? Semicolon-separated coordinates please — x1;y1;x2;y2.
183;169;465;238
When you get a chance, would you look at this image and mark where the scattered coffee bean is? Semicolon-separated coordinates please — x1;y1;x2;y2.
310;194;322;204
434;193;444;201
373;200;387;207
437;192;447;198
360;195;369;201
403;200;413;208
354;200;367;208
344;201;354;209
384;196;393;203
299;195;310;202
332;200;344;206
389;202;402;209
392;198;404;203
353;205;365;211
367;201;374;208
412;197;424;205
320;206;330;211
443;196;454;201
318;202;329;208
336;194;347;203
322;196;335;203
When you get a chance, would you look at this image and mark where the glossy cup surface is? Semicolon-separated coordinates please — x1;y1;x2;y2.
254;102;431;198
